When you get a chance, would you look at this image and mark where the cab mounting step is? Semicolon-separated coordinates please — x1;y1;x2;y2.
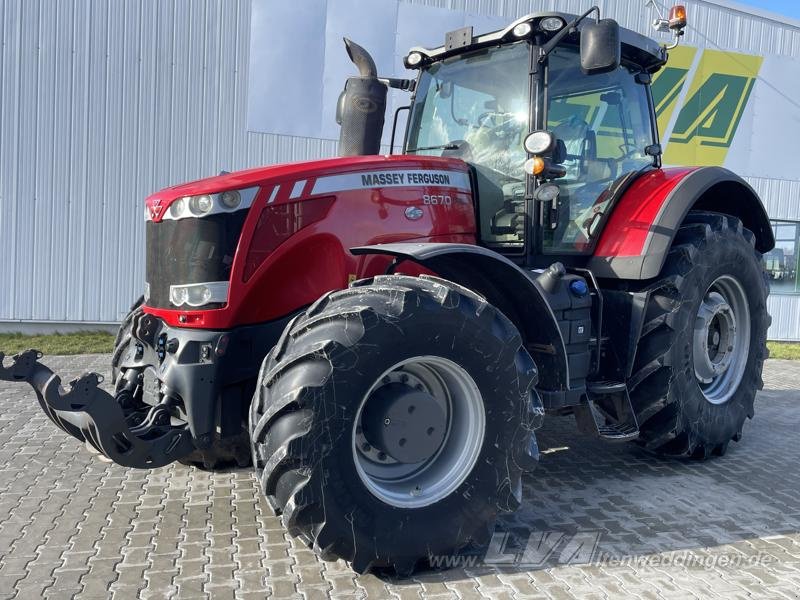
575;381;640;442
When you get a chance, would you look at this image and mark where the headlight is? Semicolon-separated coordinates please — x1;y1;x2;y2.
170;197;188;219
512;22;532;37
524;130;555;155
161;187;259;221
220;190;241;209
540;17;565;32
170;285;188;306
189;194;213;216
169;281;229;308
533;183;560;202
406;52;423;67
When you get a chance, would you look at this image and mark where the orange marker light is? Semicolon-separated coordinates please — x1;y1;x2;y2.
524;156;546;176
669;5;687;30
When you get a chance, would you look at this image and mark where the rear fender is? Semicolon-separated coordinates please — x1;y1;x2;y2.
351;243;570;391
591;166;774;279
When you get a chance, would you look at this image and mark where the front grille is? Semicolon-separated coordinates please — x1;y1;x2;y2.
145;212;248;309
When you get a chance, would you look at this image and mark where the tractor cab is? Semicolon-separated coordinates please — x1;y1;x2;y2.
403;11;669;263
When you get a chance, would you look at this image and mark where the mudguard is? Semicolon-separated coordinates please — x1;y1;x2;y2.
591;166;774;280
351;242;571;391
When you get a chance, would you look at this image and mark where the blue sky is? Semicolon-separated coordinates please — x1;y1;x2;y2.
735;0;800;19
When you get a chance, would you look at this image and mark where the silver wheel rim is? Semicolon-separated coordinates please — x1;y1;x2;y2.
352;356;485;508
692;275;751;405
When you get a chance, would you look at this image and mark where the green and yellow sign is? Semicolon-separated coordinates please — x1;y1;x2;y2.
546;45;765;169
653;48;763;166
651;45;698;137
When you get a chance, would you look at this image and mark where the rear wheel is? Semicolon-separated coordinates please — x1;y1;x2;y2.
630;211;770;458
249;275;541;575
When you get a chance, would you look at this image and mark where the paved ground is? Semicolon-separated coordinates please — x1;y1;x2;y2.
0;355;798;599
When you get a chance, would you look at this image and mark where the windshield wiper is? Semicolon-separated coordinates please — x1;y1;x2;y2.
407;142;463;152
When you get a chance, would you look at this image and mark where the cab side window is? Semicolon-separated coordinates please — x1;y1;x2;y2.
543;46;656;253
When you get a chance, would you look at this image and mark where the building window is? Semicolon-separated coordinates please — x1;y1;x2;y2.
765;221;800;294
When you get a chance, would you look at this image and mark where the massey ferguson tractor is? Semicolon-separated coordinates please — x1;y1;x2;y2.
0;6;773;575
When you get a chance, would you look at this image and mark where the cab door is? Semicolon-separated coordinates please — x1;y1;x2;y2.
537;46;658;257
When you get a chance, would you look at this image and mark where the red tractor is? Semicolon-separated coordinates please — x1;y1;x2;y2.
1;6;773;575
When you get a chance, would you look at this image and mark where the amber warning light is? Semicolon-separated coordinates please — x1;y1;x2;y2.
669;5;688;30
651;2;687;49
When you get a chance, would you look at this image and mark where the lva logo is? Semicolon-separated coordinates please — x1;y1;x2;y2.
651;47;763;166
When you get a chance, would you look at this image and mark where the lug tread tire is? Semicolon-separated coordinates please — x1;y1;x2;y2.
629;211;770;458
178;431;253;470
111;296;144;385
249;274;540;575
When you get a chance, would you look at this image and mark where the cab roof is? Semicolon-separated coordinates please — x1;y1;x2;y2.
406;12;668;74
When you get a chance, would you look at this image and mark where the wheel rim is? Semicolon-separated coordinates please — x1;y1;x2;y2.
352;356;485;508
692;275;751;405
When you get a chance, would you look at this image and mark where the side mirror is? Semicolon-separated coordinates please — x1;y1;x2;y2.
580;19;621;75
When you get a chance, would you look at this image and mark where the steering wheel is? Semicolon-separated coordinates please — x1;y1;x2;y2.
475;112;520;138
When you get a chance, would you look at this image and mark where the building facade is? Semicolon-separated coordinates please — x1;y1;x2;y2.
0;0;798;339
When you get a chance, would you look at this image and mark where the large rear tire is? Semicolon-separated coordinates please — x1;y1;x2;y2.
248;274;541;575
630;211;770;458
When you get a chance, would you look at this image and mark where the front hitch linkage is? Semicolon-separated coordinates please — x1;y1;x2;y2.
0;349;194;468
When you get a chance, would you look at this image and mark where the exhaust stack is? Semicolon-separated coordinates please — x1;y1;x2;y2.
337;38;387;156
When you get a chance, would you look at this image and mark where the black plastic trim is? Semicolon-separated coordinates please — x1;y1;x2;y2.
119;312;297;443
351;242;571;392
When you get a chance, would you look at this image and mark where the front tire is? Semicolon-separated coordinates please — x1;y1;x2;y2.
248;275;541;575
630;211;770;458
111;296;144;385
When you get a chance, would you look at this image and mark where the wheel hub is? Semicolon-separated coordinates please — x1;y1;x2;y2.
361;383;447;463
352;356;485;508
693;291;736;384
691;276;751;405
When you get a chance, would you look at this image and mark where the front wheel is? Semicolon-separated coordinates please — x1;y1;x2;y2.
110;296;144;385
630;211;770;458
249;275;541;575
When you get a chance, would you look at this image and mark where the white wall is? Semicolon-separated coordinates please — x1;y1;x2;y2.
1;0;798;339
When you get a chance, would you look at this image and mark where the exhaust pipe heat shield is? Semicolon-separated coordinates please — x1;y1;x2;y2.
337;38;387;157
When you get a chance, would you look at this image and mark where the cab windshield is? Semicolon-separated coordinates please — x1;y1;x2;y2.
405;42;531;246
405;40;657;253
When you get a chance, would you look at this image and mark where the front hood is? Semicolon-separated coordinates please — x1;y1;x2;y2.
145;155;470;222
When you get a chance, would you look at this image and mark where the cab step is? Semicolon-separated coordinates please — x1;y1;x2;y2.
574;380;640;442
